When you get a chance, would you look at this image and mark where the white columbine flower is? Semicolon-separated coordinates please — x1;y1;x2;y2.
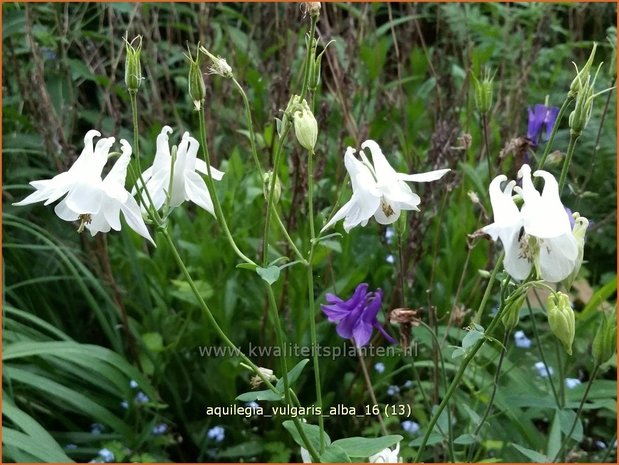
14;130;113;208
135;126;224;215
54;140;154;244
369;443;402;463
482;164;581;283
14;131;153;243
321;140;450;232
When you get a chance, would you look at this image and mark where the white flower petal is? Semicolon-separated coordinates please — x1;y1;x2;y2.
397;168;451;182
502;227;533;281
195;159;225;180
373;200;401;225
184;171;215;215
53;199;80;222
64;182;104;214
120;195;154;245
537;233;579;283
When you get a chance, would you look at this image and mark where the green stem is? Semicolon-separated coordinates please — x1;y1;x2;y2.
558;132;579;193
414;300;508;462
473;252;504;325
161;228;319;461
481;112;492;179
300;15;318;99
231;76;305;263
538;97;573;171
552;364;600;462
358;349;388;436
197;108;256;266
306;149;325;452
467;329;510;461
265;285;291;401
418;321;456;463
526;298;561;408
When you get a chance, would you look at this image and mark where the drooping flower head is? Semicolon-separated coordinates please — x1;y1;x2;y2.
321;283;396;347
481;164;585;283
527;104;559;146
134;126;224;215
369;443;402;463
14;131;153;243
321;140;450;232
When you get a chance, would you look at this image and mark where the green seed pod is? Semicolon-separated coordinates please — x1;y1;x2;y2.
563;213;589;289
473;67;494;114
262;171;282;204
186;46;206;111
568;43;598;98
547;292;576;355
592;313;617;366
293;99;318;152
124;36;143;94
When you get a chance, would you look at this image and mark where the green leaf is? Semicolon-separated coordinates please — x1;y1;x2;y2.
454;434;477;445
236;389;282;402
282;420;330;453
218;441;264;458
512;443;548;462
332;435;403;457
462;329;484;350
276;359;310;391
142;332;164;352
256;266;280;285
236;263;258;271
557;409;583;441
409;433;443;447
3;428;74;463
320;444;351;462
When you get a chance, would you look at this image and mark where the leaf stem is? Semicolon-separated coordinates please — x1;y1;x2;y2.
538;97;573;171
552;364;600;462
558;132;579;193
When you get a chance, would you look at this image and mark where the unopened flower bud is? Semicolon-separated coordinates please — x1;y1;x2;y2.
547;292;575;355
501;293;526;330
293;98;318;152
592;313;617;366
564;212;589;289
124;36;143;93
473;67;494;114
250;367;275;388
569;43;598;98
262;171;282;204
186;47;206;111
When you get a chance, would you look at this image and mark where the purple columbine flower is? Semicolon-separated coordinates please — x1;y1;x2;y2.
527;104;559;146
321;283;396;347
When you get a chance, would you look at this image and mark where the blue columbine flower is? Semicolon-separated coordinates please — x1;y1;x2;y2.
527;104;559;146
207;425;225;442
321;283;396;347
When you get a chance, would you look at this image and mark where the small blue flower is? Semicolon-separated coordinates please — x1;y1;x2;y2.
90;423;104;435
134;391;149;404
402;380;414;389
129;379;138;389
64;444;78;450
374;362;385;373
565;378;582;389
595;440;607;450
386;385;400;396
152;423;168;435
514;330;532;349
120;400;129;409
401;420;420;435
534;361;554;378
245;401;259;410
386;254;395;264
385;227;395;244
97;448;114;463
207;425;225;443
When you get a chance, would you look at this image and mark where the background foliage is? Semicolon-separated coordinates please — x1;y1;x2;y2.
2;2;617;463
